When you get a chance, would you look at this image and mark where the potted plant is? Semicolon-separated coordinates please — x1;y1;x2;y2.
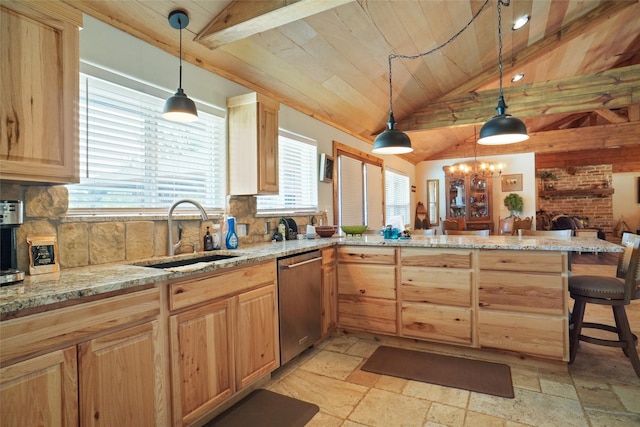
503;193;523;217
538;171;558;190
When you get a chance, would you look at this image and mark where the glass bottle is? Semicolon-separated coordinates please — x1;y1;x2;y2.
203;226;214;251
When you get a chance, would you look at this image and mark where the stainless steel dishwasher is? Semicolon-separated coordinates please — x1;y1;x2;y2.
277;249;322;365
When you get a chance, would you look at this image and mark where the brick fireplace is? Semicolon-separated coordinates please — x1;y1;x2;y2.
537;165;614;237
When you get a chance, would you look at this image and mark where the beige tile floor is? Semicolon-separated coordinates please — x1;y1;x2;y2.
265;263;640;427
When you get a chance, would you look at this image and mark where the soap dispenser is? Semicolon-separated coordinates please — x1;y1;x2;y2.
203;226;214;251
225;216;239;249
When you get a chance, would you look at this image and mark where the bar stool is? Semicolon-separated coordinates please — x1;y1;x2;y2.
568;234;640;377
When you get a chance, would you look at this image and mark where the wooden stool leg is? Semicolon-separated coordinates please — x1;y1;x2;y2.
569;298;587;365
612;305;640;377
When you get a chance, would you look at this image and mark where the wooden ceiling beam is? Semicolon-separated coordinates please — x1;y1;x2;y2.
195;0;353;49
396;64;640;132
536;146;640;173
441;0;637;100
426;120;640;161
593;108;627;123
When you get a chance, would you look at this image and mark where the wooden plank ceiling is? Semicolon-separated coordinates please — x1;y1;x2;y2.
65;0;640;165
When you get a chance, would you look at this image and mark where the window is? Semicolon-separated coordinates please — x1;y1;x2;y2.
67;73;226;213
256;132;318;212
385;169;410;226
335;143;383;229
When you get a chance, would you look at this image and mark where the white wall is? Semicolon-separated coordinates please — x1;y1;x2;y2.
80;15;415;224
415;153;536;231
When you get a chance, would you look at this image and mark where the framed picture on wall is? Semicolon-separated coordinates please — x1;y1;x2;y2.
501;174;523;192
319;153;334;183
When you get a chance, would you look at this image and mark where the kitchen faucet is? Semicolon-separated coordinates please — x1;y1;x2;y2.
168;199;209;256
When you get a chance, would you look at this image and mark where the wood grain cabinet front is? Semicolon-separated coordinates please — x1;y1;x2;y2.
321;247;337;337
0;1;81;183
337;246;397;334
400;248;474;345
227;92;279;195
478;250;569;360
0;346;78;427
167;261;279;425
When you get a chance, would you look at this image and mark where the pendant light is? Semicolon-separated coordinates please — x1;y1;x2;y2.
372;54;413;154
163;10;198;123
372;0;494;155
478;0;528;145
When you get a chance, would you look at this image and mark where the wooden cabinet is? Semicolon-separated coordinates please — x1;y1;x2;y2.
446;175;493;232
337;246;397;334
79;321;167;426
235;284;279;389
227;92;279;195
0;346;78;426
170;300;234;426
0;288;163;426
168;261;279;425
321;247;337;336
478;250;569;360
0;1;81;183
400;248;474;345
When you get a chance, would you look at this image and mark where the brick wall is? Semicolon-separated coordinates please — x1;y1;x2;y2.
537;165;614;236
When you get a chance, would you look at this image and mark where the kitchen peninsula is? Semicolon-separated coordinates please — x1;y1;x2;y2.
0;235;623;426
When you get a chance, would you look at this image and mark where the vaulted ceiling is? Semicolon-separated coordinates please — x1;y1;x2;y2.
65;0;640;165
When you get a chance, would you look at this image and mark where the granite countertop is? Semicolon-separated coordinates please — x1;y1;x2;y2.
0;235;622;317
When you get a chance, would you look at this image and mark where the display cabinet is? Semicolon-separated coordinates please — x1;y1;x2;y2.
445;174;493;233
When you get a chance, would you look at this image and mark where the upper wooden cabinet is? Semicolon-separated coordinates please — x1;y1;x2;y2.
0;2;81;183
227;92;279;195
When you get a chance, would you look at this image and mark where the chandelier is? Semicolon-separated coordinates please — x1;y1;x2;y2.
445;160;503;178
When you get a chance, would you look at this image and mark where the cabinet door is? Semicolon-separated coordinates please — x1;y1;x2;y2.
257;100;279;193
0;346;78;426
321;261;337;336
79;321;167;427
0;2;80;183
235;284;279;390
170;300;234;426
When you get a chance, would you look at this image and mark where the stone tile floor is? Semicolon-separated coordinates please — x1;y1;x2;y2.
265;263;640;427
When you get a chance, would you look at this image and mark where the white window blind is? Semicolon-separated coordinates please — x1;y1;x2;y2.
338;155;364;226
256;132;318;212
68;74;226;212
385;169;410;226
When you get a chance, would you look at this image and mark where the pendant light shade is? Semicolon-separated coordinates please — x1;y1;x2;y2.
372;112;413;154
478;0;528;145
163;10;198;123
478;96;529;145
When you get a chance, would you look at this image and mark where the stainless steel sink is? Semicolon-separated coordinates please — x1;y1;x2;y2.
146;254;238;269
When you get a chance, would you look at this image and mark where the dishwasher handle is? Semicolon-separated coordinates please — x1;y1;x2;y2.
279;257;322;270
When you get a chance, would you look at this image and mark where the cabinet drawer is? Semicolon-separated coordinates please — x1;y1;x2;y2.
479;250;565;273
337;246;396;264
169;262;276;311
1;288;159;365
478;271;565;315
338;264;395;299
401;267;472;307
479;310;567;360
401;302;472;345
338;295;396;334
401;248;472;268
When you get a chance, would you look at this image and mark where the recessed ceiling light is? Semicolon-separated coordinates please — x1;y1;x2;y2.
512;15;530;30
511;73;525;83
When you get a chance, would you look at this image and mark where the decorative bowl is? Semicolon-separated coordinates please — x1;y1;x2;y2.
341;225;368;235
315;225;337;238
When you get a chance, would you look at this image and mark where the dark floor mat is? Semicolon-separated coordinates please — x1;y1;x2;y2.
204;389;319;427
361;346;514;398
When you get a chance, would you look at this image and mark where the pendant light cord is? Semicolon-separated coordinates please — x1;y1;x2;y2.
386;0;492;115
498;0;508;98
178;16;184;89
